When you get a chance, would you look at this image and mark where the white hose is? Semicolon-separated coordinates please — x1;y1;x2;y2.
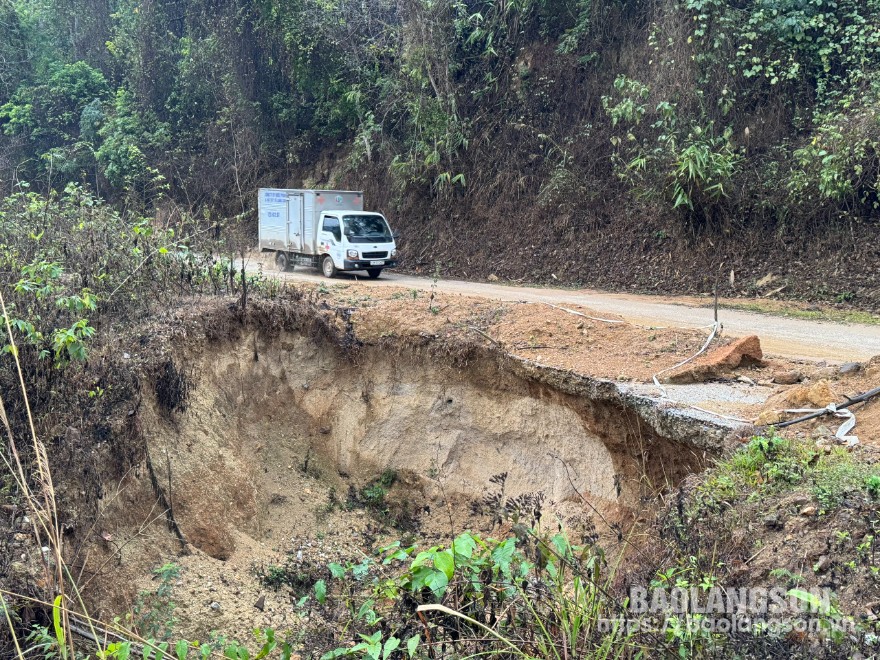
783;404;858;446
652;321;721;398
649;321;750;424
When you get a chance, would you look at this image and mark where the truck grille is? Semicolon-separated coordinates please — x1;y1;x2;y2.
361;251;388;259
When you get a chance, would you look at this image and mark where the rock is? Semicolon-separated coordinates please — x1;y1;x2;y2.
763;513;782;529
781;380;837;408
839;362;861;375
738;375;756;386
487;274;499;282
665;335;764;383
756;410;784;426
813;366;839;380
789;494;810;507
210;601;221;611
773;370;802;385
813;556;830;573
811;424;832;439
800;506;817;516
709;335;763;368
254;595;266;612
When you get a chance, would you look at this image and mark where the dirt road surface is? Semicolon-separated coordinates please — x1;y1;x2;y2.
245;260;880;363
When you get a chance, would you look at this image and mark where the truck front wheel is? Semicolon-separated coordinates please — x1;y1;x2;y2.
321;255;337;278
366;268;383;279
275;251;290;271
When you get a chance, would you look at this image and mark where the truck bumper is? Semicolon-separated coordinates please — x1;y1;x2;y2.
343;259;398;271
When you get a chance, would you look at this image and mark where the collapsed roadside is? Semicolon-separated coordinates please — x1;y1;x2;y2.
1;264;878;657
1;187;879;657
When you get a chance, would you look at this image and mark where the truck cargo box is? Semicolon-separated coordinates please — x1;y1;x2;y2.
258;189;364;254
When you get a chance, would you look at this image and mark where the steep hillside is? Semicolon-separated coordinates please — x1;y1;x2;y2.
1;0;879;305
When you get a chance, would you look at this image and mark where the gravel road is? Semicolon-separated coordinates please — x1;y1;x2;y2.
245;260;880;363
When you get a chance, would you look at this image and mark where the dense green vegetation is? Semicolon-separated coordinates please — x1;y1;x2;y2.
0;183;256;429
1;0;878;232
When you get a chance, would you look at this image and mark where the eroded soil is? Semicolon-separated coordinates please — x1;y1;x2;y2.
11;282;878;652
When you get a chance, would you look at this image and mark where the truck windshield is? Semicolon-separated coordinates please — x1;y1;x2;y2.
343;215;392;243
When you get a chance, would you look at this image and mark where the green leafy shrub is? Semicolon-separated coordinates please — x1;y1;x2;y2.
320;528;637;659
0;61;108;141
687;431;880;528
866;475;880;499
604;78;741;223
133;562;179;642
0;185;217;369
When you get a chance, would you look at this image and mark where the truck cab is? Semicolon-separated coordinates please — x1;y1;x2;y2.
317;211;398;279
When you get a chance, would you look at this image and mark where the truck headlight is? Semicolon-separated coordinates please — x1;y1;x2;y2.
346;249;358;259
391;248;398;258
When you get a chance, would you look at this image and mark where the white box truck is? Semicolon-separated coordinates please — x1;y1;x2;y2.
258;188;398;279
